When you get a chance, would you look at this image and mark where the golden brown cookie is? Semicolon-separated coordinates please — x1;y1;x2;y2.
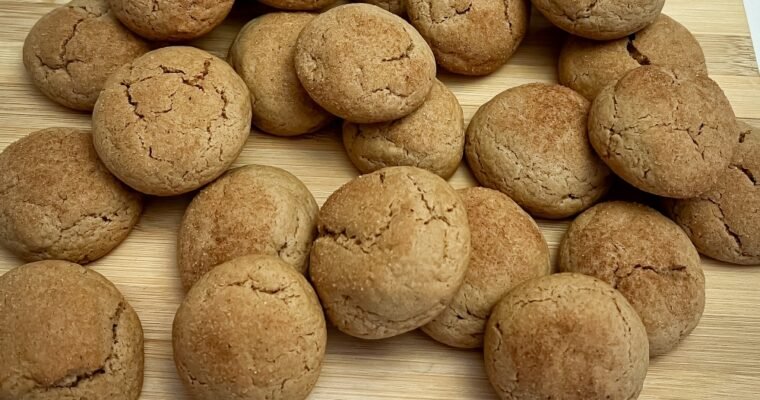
484;273;649;400
559;201;706;356
92;46;252;196
0;128;143;264
22;0;149;111
0;260;144;399
229;13;335;136
310;166;471;339
465;83;612;219
342;79;464;179
177;165;319;291
173;255;327;400
589;66;739;199
422;187;551;348
109;0;233;41
532;0;665;40
358;0;405;15
407;0;530;75
294;4;437;123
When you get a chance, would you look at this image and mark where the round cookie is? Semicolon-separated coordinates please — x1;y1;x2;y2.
0;128;143;264
93;46;252;196
177;165;319;291
228;13;335;137
22;0;149;111
559;201;706;356
465;83;612;219
589;66;739;199
407;0;529;75
342;79;464;179
109;0;233;41
0;260;144;399
532;0;665;40
294;4;437;123
310;166;471;339
422;187;551;348
559;14;707;100
484;273;649;400
665;122;760;265
173;255;326;400
359;0;405;15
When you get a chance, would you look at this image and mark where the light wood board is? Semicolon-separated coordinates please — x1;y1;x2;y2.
1;1;759;399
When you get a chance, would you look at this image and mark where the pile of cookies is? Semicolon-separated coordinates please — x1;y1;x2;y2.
0;0;757;399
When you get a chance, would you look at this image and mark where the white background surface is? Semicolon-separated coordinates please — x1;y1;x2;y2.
746;0;760;68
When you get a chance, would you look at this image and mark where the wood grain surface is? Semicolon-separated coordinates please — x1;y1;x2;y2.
1;1;759;399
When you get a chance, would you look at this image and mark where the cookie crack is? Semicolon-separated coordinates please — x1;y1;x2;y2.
225;279;300;304
626;34;651;66
318;202;396;254
732;165;757;185
612;263;688;289
707;197;747;254
382;40;415;62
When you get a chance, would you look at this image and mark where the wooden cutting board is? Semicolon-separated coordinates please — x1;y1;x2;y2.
1;1;759;398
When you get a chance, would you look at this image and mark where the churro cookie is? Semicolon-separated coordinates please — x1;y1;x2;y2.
22;0;149;111
93;46;252;196
589;66;738;198
294;4;437;123
532;0;665;40
0;128;143;264
342;79;464;179
0;260;144;400
109;0;233;41
310;166;471;339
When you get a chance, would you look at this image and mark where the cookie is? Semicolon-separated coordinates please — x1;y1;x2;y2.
92;46;252;196
22;0;149;111
559;14;707;100
0;260;144;399
173;255;327;400
0;128;143;264
665;122;760;265
465;83;612;219
229;13;335;137
422;187;551;348
177;165;319;291
342;79;464;179
359;0;405;15
559;201;706;356
589;66;739;199
294;4;437;123
532;0;665;40
258;0;338;10
310;166;471;339
109;0;233;41
407;0;529;75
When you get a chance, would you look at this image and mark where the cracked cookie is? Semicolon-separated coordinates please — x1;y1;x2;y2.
92;46;252;196
559;201;706;356
173;255;327;400
422;187;551;348
589;66;739;199
22;0;149;111
178;165;319;291
484;273;649;400
532;0;665;40
358;0;406;15
294;4;437;123
342;79;464;179
465;83;612;219
309;166;471;339
109;0;233;41
559;14;707;100
0;128;143;264
229;12;335;137
407;0;530;75
0;260;144;400
665;122;760;265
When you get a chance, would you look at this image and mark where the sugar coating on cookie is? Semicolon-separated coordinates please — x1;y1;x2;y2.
173;255;327;400
92;46;252;196
407;0;529;75
342;79;464;179
422;187;551;348
0;128;143;264
177;165;318;291
310;166;471;339
465;83;612;219
532;0;665;40
22;0;149;111
0;260;144;399
294;4;437;123
258;0;338;11
589;66;738;199
109;0;233;41
559;201;706;356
